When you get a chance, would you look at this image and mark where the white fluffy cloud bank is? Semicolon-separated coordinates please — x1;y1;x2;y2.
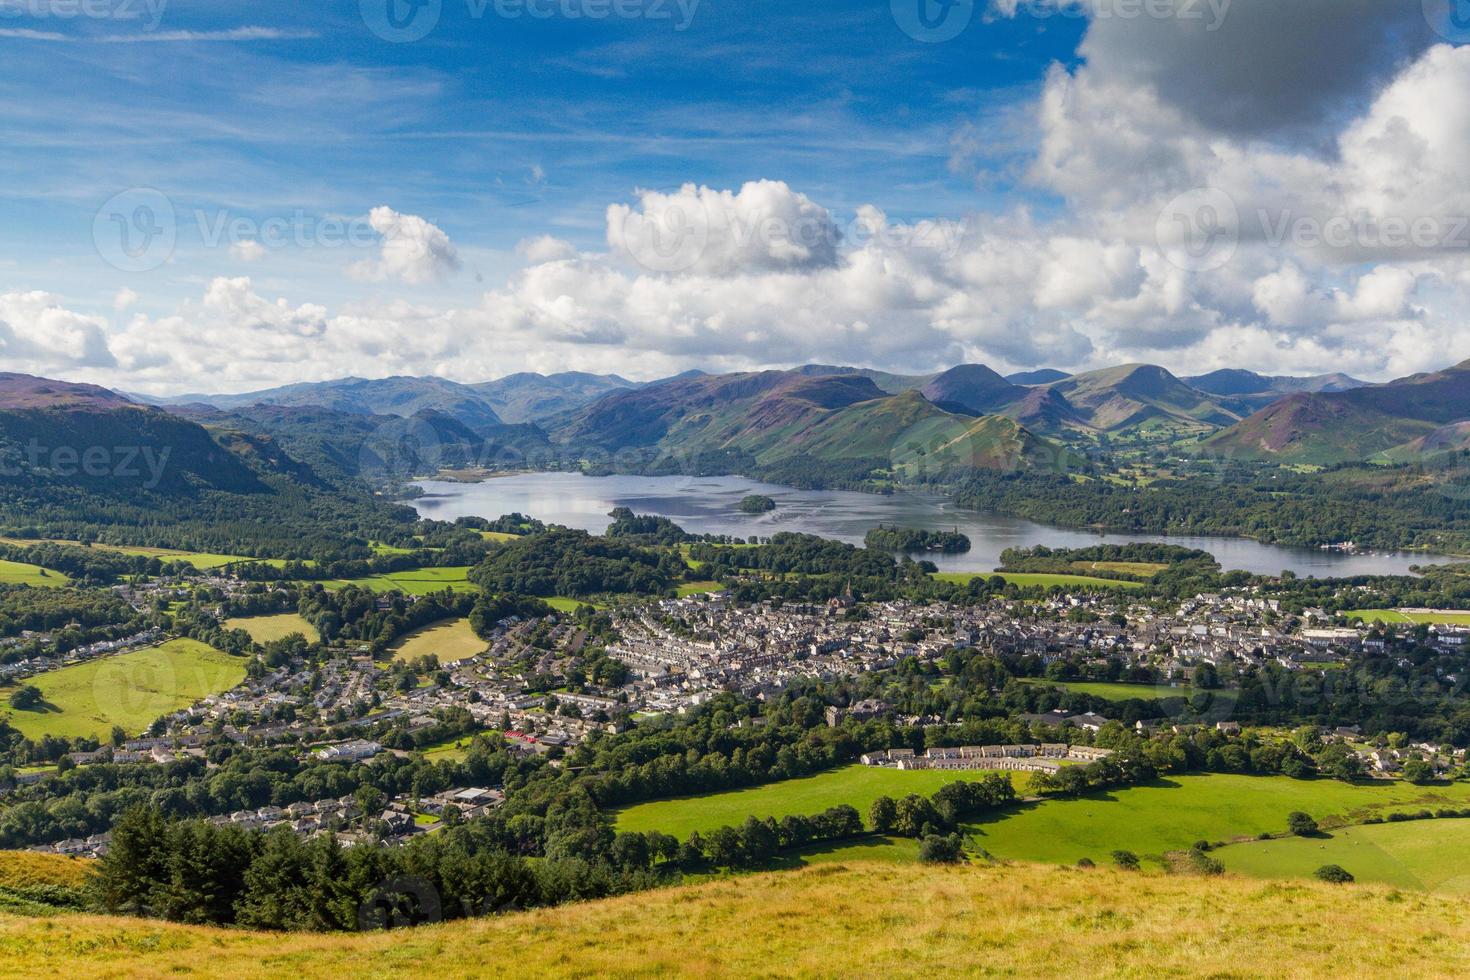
13;4;1470;393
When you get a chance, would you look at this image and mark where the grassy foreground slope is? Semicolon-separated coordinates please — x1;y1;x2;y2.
4;863;1470;978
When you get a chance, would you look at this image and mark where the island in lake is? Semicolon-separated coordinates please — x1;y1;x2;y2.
865;525;972;554
738;494;778;514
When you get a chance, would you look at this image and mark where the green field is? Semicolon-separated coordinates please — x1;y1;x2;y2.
676;581;723;597
544;596;599;612
967;775;1470;867
387;618;487;664
618;768;1470;874
1217;818;1470;893
90;545;259;569
0;538;265;570
615;764;1024;837
312;567;475;595
0;559;69;587
0;639;247;740
1345;609;1470;626
931;571;1143;590
1018;678;1184;701
1018;678;1189;701
1070;560;1167;578
222;613;321;644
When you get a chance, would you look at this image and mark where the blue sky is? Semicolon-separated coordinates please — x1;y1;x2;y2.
0;1;1080;310
2;0;1467;392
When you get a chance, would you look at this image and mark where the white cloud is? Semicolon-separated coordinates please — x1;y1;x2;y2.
347;206;461;285
516;235;577;264
0;291;115;374
606;180;842;277
17;9;1470;394
230;240;267;262
112;287;139;312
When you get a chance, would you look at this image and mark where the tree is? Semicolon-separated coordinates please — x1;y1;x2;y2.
1287;811;1319;837
918;833;963;864
92;806;168;915
892;794;945;838
1314;864;1354;884
1111;850;1140;871
868;795;897;835
8;685;42;710
1401;758;1434;784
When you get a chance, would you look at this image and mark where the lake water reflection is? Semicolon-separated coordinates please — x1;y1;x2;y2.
410;472;1431;578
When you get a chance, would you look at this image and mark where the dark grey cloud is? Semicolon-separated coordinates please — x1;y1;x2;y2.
1079;0;1440;143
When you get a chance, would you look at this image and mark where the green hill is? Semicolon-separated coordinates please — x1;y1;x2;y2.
2;862;1469;977
550;369;1068;482
1045;363;1240;435
1206;359;1470;464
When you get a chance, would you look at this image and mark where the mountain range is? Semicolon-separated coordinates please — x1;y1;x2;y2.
6;356;1463;513
1204;359;1470;464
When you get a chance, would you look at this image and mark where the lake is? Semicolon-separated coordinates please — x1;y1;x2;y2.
409;472;1431;578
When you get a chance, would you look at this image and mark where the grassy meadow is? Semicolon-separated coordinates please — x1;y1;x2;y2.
930;571;1144;590
615;764;1024;837
0;559;69;587
1344;609;1470;626
967;775;1470;867
0;851;93;891
311;567;475;595
1017;677;1189;702
3;863;1470;977
387;618;487;664
1217;818;1470;894
619;768;1470;873
0;639;247;740
222;613;320;644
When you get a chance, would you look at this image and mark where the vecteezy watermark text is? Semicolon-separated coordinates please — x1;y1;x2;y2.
0;0;167;29
360;0;698;43
93;187;386;272
892;0;1230;43
0;441;171;490
1156;187;1470;272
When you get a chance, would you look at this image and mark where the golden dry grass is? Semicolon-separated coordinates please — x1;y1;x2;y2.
2;862;1470;978
0;852;93;891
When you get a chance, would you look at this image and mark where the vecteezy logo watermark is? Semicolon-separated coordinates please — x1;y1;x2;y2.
1011;0;1231;30
93;189;390;271
891;0;974;42
900;0;1231;43
360;0;699;42
93;188;176;273
613;195;712;274
0;441;171;489
1155;187;1239;273
611;190;972;276
1156;186;1470;272
359;0;441;42
1423;0;1470;44
0;0;168;30
358;877;444;931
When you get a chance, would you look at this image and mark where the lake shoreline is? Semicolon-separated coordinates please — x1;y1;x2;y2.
406;471;1436;579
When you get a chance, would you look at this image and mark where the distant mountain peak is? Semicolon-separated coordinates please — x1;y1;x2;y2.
0;373;135;411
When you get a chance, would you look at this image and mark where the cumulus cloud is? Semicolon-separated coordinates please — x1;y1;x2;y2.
20;7;1470;393
606;180;842;276
348;206;461;284
0;292;115;375
516;234;577;264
